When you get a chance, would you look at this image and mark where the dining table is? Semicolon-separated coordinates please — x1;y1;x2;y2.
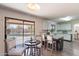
25;39;40;56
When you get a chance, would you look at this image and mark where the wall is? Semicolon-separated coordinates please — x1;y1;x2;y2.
42;20;49;30
0;7;46;55
0;16;5;55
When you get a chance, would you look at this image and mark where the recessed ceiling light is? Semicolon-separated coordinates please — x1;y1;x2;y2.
60;16;72;21
27;3;40;12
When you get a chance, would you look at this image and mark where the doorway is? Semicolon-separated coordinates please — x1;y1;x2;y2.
74;24;79;40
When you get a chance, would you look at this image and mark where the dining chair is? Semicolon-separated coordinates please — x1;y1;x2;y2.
46;35;52;50
35;35;42;56
6;39;27;56
47;35;57;51
41;34;46;48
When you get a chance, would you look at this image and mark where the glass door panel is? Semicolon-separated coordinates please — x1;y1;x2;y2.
6;19;24;46
24;22;35;43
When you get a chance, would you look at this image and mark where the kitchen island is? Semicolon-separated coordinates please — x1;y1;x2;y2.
52;33;72;42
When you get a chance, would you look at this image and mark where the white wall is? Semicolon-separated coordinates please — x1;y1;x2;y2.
42;20;49;30
0;7;46;55
0;16;5;55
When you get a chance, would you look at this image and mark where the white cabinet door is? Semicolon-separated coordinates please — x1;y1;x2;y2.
57;25;61;30
60;24;72;30
64;34;71;40
61;24;65;30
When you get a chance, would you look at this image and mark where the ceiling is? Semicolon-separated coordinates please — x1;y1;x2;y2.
1;3;79;22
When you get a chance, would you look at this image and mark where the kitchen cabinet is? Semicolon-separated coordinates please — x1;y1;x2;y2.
57;23;72;31
64;34;72;41
53;33;72;41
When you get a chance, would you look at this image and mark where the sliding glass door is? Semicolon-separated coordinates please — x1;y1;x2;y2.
24;22;35;43
5;17;35;46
